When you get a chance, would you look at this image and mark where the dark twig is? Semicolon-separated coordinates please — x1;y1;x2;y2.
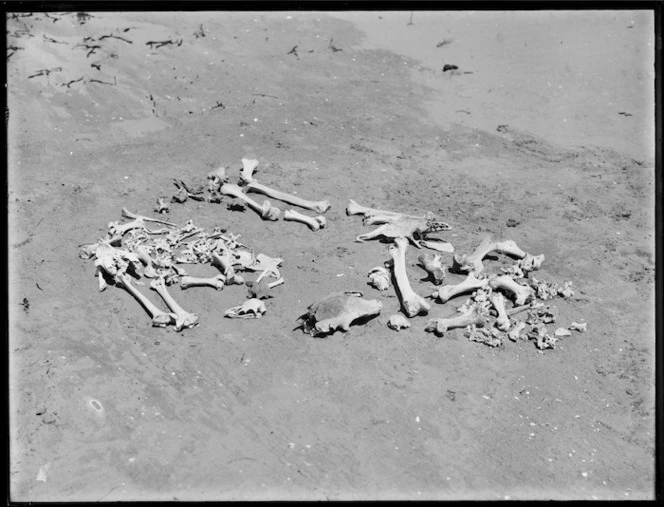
251;93;278;99
210;101;225;110
328;38;342;52
88;77;117;86
287;45;299;59
63;77;84;88
99;33;133;44
43;35;67;44
146;39;183;48
436;38;453;48
194;24;206;38
28;67;62;79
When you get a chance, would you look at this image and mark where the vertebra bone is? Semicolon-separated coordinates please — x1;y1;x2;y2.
224;298;266;319
453;238;527;275
569;321;587;332
114;272;176;327
246;181;331;214
150;277;199;331
425;304;486;337
283;209;327;230
368;266;390;291
528;323;557;350
490;275;535;305
121;207;177;226
488;291;510;331
180;274;225;290
432;272;488;304
507;320;527;341
387;314;411;331
220;183;281;221
417;253;446;285
389;237;431;317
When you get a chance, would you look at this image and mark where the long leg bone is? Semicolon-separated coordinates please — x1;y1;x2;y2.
488;291;510;331
453;237;527;275
224;298;266;319
115;272;176;327
432;272;488;303
283;209;327;230
179;275;226;290
220;183;281;221
489;275;535;305
246;181;331;214
389;237;431;317
425;304;487;337
121;207;177;226
108;218;146;239
417;253;446;285
346;199;404;218
150;277;199;331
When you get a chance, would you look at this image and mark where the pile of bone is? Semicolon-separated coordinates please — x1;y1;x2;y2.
165;158;330;230
79;208;285;331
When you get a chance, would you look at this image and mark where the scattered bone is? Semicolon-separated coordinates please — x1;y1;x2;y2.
247;182;331;214
283;209;327;230
246;277;284;299
520;253;545;274
419;239;455;253
432;272;489;304
554;327;572;338
224;298;266;319
425;303;487;337
121;207;177;226
507;320;527;342
525;304;557;325
453;238;527;275
368;266;390;291
150;277;199;331
179;274;226;290
247;253;284;283
239;158;259;184
465;325;503;347
108;218;147;240
363;211;430;226
417;253;446;285
298;291;382;336
489;291;511;331
528;323;557;350
220;183;281;221
387;314;411;331
489;275;535;305
389;237;431;317
154;198;170;214
569;321;587;332
172;187;188;203
114;272;176;327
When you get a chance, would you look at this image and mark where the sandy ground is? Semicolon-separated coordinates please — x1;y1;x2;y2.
7;10;656;501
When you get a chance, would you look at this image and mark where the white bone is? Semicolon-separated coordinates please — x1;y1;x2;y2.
520;253;545;274
94;243;142;288
180;274;225;290
220;183;281;221
121;207;177;226
150;277;199;331
388;237;431;317
207;166;227;183
554;327;572;337
453;237;527;275
250;254;284;283
432;272;488;303
489;291;510;331
283;209;327;230
569;321;587;332
224;298;266;319
368;266;390;291
362;211;427;225
240;158;259;183
108;218;146;239
135;245;159;278
246;181;331;214
528;323;557;350
114;272;176;327
419;239;454;253
346;199;404;218
417;253;446;285
465;325;503;347
154;198;170;215
387;314;411;331
558;281;574;298
507;320;527;341
425;304;486;337
79;242;99;259
490;275;535;305
268;277;285;289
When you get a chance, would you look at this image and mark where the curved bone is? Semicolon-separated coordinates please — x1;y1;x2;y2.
419;239;454;253
368;266;390;291
224;298;266;319
180;274;226;290
240;158;259;184
220;183;280;221
115;272;176;327
425;304;486;337
389;237;431;317
150;277;199;331
346;199;403;218
432;272;488;304
490;275;535;305
417;253;446;285
488;292;510;331
247;181;331;214
300;291;383;335
121;207;177;226
507;320;527;341
283;209;327;230
569;321;587;332
453;238;527;275
387;314;411;331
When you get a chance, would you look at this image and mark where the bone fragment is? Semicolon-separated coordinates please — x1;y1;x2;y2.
558;281;574;299
387;314;411;331
507;320;527;342
79;242;99;259
554;327;572;338
283;209;327;230
528;323;557;350
94;242;142;291
115;272;176;327
425;304;486;337
224;298;266;319
417;253;446;285
121;207;177;226
419;239;455;253
150;277;199;331
465;325;503;347
239;158;259;184
432;272;488;304
489;291;511;331
520;253;545;274
569;321;587;332
247;181;331;214
207;166;227;183
346;199;404;218
489;275;535;306
453;238;527;275
180;274;226;290
368;266;390;291
389;237;431;317
108;218;146;239
154;198;170;215
220;183;281;221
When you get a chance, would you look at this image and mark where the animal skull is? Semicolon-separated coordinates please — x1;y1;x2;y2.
417;253;446;285
283;209;327;230
298;291;383;336
220;183;281;221
387;314;411;331
489;275;535;305
150;276;199;331
425;303;487;337
368;266;390;291
389;237;431;317
114;271;176;327
453;238;527;275
488;291;511;331
224;298;267;319
179;274;226;290
432;272;489;304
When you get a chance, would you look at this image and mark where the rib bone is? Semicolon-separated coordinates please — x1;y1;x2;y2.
179;274;225;290
150;277;199;331
453;237;527;275
121;207;177;226
417;253;446;285
432;272;488;304
389;236;431;317
115;272;176;327
246;182;331;214
283;209;327;230
488;291;510;331
425;304;487;337
489;275;535;305
220;183;281;221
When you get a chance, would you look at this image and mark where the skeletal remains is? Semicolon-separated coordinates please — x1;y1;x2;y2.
388;237;431;317
297;291;383;336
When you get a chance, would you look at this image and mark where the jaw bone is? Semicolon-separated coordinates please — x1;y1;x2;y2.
150;277;199;331
490;275;535;306
114;272;176;327
432;272;488;304
453;237;527;275
388;237;431;317
220;183;281;221
425;304;487;337
417;253;446;285
283;209;327;230
224;298;267;318
179;274;226;290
